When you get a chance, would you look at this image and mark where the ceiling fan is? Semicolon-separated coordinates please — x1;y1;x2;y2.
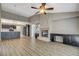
31;3;54;15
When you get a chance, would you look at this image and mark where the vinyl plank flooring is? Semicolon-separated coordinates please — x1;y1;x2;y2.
0;37;79;56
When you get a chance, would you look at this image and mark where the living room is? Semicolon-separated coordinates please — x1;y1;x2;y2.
0;3;79;56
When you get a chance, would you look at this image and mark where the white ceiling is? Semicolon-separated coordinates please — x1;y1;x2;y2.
1;3;79;17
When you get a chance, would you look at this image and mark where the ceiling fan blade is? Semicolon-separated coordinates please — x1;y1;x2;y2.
44;12;46;15
42;3;46;6
34;11;39;15
46;8;54;10
31;6;38;9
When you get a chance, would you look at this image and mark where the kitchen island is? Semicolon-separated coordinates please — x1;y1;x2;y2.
1;32;20;40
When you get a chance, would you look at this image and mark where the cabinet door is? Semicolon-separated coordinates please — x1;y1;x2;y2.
63;36;71;44
6;32;11;39
1;32;5;40
71;36;79;47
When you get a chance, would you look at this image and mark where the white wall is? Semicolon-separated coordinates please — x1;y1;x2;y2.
0;4;1;40
30;24;36;38
16;26;24;38
30;12;79;34
30;14;49;30
48;12;79;20
49;16;79;34
30;12;79;30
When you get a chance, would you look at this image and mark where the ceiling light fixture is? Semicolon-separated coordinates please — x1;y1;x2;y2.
31;3;54;15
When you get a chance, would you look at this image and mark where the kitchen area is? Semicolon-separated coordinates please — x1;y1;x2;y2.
1;18;30;40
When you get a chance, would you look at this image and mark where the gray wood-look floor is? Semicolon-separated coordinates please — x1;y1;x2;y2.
0;37;79;56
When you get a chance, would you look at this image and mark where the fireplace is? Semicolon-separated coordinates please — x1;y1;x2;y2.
41;30;48;37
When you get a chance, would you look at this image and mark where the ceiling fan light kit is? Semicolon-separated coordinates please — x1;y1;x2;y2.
31;3;54;15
